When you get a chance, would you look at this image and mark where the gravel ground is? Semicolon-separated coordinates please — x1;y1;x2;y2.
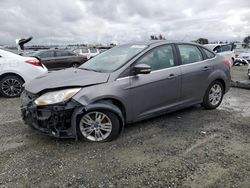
0;88;249;188
231;65;249;84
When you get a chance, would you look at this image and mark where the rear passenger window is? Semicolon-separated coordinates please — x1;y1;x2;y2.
56;51;70;57
221;45;232;52
203;48;215;59
178;45;203;64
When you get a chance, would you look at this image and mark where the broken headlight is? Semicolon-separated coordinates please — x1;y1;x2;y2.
34;88;81;106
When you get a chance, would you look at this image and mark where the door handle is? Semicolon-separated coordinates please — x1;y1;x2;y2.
202;66;210;71
167;74;178;79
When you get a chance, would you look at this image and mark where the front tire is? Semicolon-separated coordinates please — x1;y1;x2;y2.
0;75;24;97
77;110;121;142
202;81;224;109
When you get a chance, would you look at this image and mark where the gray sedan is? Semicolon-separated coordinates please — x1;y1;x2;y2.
21;41;231;142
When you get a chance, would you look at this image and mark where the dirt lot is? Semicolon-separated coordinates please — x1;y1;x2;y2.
231;65;250;84
0;88;249;188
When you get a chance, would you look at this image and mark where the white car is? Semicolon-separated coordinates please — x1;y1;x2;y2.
73;47;100;60
0;49;48;97
204;44;235;64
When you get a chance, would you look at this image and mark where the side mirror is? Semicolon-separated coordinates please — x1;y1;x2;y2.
133;64;151;75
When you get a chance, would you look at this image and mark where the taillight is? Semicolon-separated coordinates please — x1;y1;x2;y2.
224;59;232;71
25;59;42;67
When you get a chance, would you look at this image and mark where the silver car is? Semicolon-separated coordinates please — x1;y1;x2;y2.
21;41;231;142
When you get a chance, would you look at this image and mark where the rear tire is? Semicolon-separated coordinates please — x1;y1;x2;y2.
202;81;224;109
0;75;24;97
77;110;121;142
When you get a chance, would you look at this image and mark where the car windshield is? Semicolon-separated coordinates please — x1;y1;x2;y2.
79;44;147;72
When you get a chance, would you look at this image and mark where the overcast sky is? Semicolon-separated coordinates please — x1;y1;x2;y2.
0;0;250;45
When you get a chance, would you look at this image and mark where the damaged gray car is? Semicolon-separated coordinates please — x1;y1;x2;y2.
21;41;231;142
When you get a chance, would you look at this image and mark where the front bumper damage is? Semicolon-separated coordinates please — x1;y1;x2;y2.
20;91;84;139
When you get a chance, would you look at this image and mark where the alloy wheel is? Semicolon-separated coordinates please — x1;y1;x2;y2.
1;78;22;97
79;111;112;141
209;84;222;106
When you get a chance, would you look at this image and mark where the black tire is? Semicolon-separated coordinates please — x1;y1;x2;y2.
77;110;121;142
0;75;24;98
202;81;224;110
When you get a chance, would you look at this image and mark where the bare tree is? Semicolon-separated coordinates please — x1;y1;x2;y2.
243;36;250;48
150;34;166;40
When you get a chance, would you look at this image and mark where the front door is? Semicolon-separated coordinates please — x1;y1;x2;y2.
128;45;181;121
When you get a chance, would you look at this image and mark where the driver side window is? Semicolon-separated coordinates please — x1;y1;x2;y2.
135;45;175;71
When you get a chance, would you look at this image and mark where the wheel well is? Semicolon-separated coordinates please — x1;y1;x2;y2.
0;73;25;83
91;98;126;134
215;79;226;93
96;98;126;121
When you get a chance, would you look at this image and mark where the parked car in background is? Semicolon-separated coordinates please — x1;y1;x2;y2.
98;48;109;53
238;52;250;63
27;49;88;70
72;47;100;59
0;49;47;97
204;44;235;65
233;42;247;57
238;51;250;78
21;41;231;142
97;47;112;53
234;53;250;66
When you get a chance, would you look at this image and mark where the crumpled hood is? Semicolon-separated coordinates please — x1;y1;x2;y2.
25;68;110;94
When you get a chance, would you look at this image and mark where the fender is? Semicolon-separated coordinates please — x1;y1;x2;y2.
207;69;230;92
71;101;125;140
85;101;125;127
0;71;26;82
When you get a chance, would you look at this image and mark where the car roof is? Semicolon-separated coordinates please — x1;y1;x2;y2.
118;40;204;48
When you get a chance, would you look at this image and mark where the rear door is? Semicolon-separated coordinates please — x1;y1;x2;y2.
177;44;214;103
39;51;56;70
128;44;181;120
54;51;72;69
